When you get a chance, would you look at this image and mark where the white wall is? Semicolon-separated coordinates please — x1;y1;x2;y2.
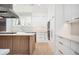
32;4;48;32
48;4;55;20
55;4;64;33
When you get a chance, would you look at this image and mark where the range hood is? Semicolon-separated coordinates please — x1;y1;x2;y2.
0;6;19;18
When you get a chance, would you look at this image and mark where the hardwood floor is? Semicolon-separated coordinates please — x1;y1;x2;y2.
33;42;53;55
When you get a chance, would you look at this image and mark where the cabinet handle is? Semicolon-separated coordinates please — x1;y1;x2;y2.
59;50;63;54
59;41;63;45
58;36;63;39
74;51;79;55
74;17;79;19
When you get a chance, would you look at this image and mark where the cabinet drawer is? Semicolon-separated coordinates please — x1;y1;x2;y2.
55;48;63;55
57;42;75;55
58;49;64;55
56;41;64;52
58;36;70;47
64;49;75;55
71;41;79;53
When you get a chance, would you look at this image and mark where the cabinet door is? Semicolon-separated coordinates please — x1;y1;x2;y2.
12;36;29;54
71;41;79;54
0;36;12;54
64;4;79;21
64;5;73;21
71;5;79;19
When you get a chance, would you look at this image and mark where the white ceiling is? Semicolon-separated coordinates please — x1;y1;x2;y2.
13;4;32;13
13;4;49;13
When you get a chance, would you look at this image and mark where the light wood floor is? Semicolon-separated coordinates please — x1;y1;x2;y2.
33;42;53;55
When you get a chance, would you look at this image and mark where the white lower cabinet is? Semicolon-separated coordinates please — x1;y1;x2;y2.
56;36;79;55
57;41;75;55
55;48;63;55
57;36;70;47
64;50;75;55
71;41;79;54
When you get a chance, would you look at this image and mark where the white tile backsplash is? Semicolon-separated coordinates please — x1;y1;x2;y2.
11;25;32;32
59;23;71;34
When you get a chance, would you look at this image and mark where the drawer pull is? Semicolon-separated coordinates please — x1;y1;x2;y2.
74;51;79;55
59;50;63;54
59;41;63;45
58;36;63;39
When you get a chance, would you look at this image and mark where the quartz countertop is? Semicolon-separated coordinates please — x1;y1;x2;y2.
57;33;79;43
0;32;36;36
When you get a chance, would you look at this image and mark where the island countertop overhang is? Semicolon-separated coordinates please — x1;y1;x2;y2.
0;32;36;36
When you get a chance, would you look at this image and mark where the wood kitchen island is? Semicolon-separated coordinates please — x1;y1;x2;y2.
0;32;36;55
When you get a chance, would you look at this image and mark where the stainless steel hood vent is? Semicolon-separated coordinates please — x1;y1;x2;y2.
0;6;19;18
0;11;7;13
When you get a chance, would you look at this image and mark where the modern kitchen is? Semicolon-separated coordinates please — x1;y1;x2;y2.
0;4;79;55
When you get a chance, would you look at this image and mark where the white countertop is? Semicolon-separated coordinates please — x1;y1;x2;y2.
0;32;36;36
57;33;79;43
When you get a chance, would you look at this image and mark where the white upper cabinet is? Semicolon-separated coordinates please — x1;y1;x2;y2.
64;4;79;22
64;5;72;21
71;5;79;19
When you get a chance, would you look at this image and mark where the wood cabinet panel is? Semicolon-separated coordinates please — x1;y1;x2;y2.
0;34;36;55
0;36;12;54
12;36;29;54
13;50;29;55
29;36;36;54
